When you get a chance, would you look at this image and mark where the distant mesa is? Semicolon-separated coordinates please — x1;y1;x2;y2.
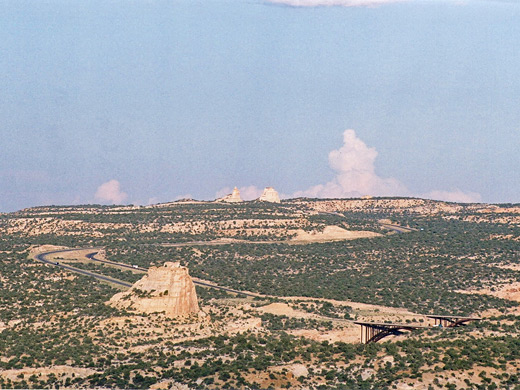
258;187;281;203
109;262;200;318
215;186;281;203
216;187;243;203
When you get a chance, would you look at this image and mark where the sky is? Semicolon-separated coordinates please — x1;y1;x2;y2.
1;0;519;211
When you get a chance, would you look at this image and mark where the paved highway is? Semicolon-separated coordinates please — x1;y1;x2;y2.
34;217;418;298
85;251;259;297
161;239;285;247
317;211;419;234
34;249;132;288
85;252;147;272
35;248;259;298
379;223;418;233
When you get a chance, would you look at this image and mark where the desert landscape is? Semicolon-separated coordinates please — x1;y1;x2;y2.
1;196;519;389
3;0;519;387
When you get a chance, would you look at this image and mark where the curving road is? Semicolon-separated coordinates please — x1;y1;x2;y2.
379;223;418;233
35;248;259;298
34;249;132;288
34;218;418;298
86;251;260;297
85;252;147;272
317;211;419;234
161;239;285;248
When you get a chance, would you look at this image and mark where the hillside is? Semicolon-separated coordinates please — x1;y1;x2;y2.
0;197;519;389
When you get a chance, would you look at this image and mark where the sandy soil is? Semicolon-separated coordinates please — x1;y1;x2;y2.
28;244;70;258
150;381;191;390
224;317;263;334
255;302;318;319
0;366;97;381
253;299;428;344
291;226;381;242
289;327;359;343
282;296;418;317
472;281;520;303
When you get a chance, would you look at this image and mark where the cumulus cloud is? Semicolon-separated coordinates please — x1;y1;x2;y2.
422;189;482;204
266;0;407;7
292;129;483;203
240;186;265;200
294;129;408;198
94;180;128;204
215;185;264;201
211;129;483;205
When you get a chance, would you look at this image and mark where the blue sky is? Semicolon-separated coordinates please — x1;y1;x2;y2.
1;0;519;211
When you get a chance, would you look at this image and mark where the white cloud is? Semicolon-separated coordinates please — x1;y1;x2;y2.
94;180;128;204
212;130;483;205
292;129;483;203
266;0;407;7
294;129;408;198
239;186;264;200
422;189;482;203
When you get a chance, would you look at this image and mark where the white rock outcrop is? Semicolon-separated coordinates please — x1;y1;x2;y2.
258;187;280;203
291;364;309;378
216;187;242;203
109;262;200;318
292;226;381;242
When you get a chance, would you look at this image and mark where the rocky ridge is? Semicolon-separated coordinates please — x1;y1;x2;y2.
258;187;281;203
216;187;243;203
109;262;200;318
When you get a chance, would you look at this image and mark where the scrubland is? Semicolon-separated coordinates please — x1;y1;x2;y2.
0;198;519;389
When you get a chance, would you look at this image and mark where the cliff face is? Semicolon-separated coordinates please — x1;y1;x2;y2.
216;187;242;203
109;262;199;318
259;187;280;203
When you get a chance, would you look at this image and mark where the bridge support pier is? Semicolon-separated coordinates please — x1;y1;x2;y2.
426;315;481;328
355;322;426;344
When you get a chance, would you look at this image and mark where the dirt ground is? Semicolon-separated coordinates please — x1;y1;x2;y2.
0;366;97;382
291;226;381;243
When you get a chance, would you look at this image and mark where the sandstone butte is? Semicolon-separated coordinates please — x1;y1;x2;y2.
258;186;281;203
216;187;243;203
109;262;200;318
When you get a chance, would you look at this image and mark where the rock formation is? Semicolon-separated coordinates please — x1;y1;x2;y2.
109;262;200;318
258;187;280;203
216;187;242;203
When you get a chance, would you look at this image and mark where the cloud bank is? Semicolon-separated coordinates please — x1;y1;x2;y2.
293;129;481;204
294;129;408;198
213;129;481;204
266;0;407;7
94;180;128;204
